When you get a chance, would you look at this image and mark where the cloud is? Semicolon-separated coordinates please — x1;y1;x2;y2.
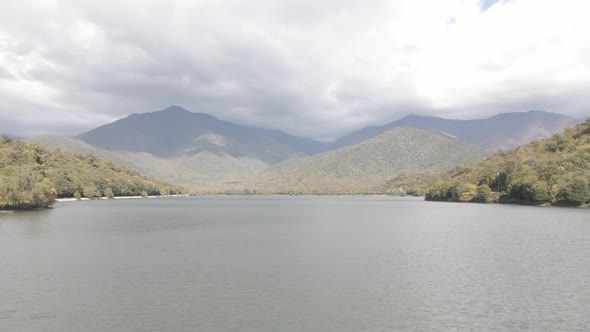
0;0;589;139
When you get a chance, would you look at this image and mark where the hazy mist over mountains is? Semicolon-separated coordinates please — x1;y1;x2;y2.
75;106;581;155
31;106;586;193
332;110;580;150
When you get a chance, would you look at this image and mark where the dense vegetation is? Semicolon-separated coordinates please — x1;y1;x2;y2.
32;135;269;193
381;171;439;196
425;119;590;206
252;128;488;194
34;109;580;195
33;128;487;195
0;137;184;210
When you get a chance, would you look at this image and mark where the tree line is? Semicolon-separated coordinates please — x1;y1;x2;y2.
424;119;590;206
0;136;185;210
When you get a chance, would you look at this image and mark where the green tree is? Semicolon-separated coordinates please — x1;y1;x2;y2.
531;181;551;202
104;187;114;199
475;184;493;203
159;187;170;196
457;183;477;202
83;184;101;199
31;180;57;208
555;176;590;205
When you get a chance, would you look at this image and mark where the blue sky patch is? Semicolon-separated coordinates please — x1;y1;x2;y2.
481;0;501;12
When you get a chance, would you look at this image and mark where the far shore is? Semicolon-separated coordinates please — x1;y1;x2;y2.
56;194;189;203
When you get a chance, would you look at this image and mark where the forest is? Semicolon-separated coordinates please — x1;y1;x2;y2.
424;119;590;206
0;136;185;210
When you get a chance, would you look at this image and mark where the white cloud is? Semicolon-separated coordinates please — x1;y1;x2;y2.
0;0;588;138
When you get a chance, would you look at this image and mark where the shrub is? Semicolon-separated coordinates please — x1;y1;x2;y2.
104;187;114;199
457;183;477;202
555;176;590;205
475;184;493;203
82;184;101;199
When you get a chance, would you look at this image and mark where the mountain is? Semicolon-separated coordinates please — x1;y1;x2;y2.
425;118;590;206
30;135;268;193
332;110;580;150
251;128;489;194
33;107;582;194
77;106;327;163
0;137;184;209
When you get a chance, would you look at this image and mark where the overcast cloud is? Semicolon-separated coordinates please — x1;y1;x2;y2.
0;0;589;139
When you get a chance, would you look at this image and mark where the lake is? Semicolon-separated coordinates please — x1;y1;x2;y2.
1;196;589;331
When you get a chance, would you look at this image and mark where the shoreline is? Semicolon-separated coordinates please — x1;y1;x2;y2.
56;194;189;203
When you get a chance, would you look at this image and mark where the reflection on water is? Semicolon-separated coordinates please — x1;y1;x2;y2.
1;196;589;331
0;209;53;237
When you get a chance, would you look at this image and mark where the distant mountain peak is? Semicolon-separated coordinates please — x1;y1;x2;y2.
159;105;192;114
333;110;580;151
76;106;327;162
401;114;427;120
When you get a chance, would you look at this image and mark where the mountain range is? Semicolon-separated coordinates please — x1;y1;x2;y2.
30;106;586;193
77;106;325;163
332;110;579;150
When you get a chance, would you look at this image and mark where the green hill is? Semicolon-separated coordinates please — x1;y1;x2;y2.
425;119;590;206
251;128;489;194
0;136;184;210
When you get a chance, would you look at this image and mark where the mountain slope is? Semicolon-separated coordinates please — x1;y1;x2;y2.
31;135;269;192
332;111;580;150
425;119;590;206
252;128;489;194
0;138;184;209
77;106;327;163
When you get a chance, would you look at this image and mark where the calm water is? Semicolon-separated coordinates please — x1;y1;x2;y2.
1;196;589;331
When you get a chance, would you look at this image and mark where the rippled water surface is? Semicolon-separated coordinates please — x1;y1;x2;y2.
1;196;590;331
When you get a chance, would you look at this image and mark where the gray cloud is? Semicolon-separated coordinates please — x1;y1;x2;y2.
0;0;589;139
0;66;14;80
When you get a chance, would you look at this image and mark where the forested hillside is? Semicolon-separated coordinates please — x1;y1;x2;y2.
381;171;439;196
32;135;268;192
425;119;590;206
252;128;488;194
0;136;184;210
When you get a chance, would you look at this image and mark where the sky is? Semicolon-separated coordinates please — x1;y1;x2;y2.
0;0;589;139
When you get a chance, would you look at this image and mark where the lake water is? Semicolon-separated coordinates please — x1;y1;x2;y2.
1;196;589;331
